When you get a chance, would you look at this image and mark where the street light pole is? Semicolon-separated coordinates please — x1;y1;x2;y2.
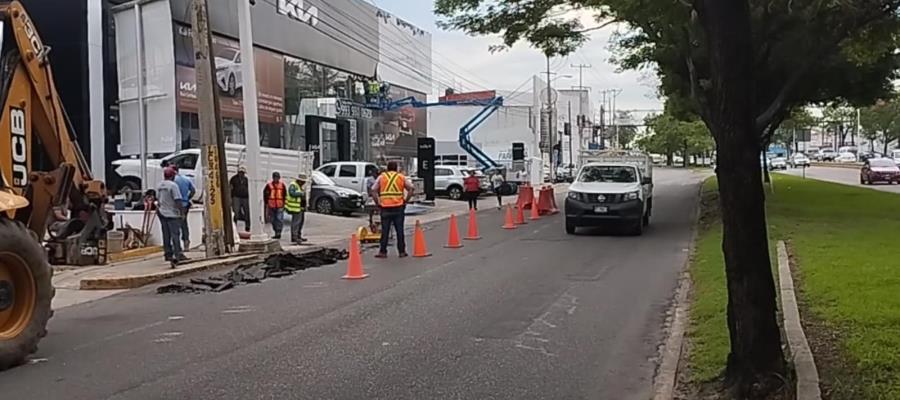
237;0;270;245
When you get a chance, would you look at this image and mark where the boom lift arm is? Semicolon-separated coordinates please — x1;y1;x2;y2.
373;96;503;170
0;1;107;245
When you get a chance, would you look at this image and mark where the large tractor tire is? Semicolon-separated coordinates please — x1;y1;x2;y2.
0;219;54;370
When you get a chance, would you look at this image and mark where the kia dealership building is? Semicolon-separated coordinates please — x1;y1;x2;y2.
22;0;432;186
113;0;432;168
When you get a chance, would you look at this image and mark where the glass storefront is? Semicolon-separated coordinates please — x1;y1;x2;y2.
170;24;426;164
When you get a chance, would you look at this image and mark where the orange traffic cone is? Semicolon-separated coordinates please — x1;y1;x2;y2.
465;208;481;240
502;205;517;229
444;214;464;248
530;196;541;221
342;234;369;280
412;220;432;257
516;205;528;225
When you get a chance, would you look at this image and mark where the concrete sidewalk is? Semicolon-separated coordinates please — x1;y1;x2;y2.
51;184;568;310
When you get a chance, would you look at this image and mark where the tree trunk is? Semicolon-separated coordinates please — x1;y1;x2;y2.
698;0;786;396
667;152;674;166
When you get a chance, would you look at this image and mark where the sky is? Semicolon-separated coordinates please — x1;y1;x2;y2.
371;0;663;120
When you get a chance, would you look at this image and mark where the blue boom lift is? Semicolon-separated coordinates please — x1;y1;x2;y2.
371;95;504;170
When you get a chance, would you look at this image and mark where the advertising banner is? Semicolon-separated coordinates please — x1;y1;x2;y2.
169;0;379;77
174;25;284;124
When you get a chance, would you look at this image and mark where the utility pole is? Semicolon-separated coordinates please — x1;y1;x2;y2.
191;0;229;257
571;63;591;91
133;3;147;192
608;89;623;148
546;54;556;182
568;101;573;166
237;0;277;250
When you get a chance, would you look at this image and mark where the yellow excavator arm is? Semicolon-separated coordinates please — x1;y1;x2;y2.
0;0;107;243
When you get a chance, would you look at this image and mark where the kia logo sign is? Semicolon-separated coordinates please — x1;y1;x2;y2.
277;0;319;27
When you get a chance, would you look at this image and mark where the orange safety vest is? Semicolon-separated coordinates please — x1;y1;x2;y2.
378;171;406;208
266;181;286;209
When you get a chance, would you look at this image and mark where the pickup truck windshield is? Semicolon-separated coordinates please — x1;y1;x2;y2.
578;166;637;183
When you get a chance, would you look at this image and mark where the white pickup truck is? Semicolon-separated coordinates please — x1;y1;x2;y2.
112;144;314;201
564;150;654;235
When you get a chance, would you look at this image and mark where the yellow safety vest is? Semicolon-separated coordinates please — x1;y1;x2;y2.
285;181;304;213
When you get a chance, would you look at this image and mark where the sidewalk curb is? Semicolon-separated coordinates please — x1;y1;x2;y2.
776;241;822;400
79;247;324;291
652;175;705;400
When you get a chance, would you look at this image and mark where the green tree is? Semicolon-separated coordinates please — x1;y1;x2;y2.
821;103;857;148
435;0;900;395
860;96;900;154
639;113;713;166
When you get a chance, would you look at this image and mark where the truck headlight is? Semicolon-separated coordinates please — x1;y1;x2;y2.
625;191;640;201
567;192;581;201
338;191;350;197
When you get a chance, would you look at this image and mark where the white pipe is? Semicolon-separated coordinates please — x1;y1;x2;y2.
87;0;105;180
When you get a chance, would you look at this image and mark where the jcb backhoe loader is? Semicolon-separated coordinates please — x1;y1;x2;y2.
0;1;109;370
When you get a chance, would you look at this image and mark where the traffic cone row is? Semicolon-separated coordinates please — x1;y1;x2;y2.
342;188;556;281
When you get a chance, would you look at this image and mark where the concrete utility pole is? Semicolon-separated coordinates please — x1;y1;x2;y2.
546;55;556;182
191;0;229;257
133;3;147;191
609;89;623;148
237;0;278;250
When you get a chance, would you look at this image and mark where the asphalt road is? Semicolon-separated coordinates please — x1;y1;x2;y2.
0;169;702;400
780;166;900;194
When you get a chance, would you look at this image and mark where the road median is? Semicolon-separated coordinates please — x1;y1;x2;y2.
680;174;900;399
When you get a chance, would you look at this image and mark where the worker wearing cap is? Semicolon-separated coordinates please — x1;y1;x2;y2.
285;174;308;245
230;166;250;232
371;160;415;258
157;167;188;265
263;171;287;239
169;164;195;250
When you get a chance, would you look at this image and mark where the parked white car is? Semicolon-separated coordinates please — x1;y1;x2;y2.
215;48;242;97
316;162;380;201
769;157;788;170
789;153;811;168
433;166;490;200
836;152;858;163
316;161;425;203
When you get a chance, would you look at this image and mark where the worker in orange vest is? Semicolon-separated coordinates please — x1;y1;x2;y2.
371;160;416;258
263;171;287;239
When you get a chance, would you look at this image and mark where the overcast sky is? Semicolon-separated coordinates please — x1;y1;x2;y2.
373;0;663;118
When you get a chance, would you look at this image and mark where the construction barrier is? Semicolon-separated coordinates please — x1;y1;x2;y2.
516;183;535;210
